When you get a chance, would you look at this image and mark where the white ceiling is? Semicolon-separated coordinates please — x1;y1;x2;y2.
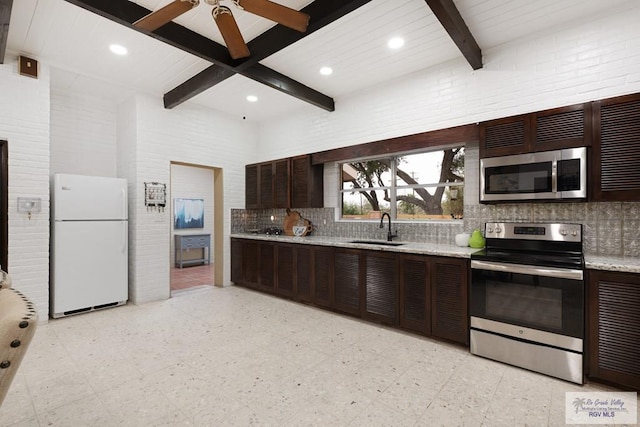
6;0;636;122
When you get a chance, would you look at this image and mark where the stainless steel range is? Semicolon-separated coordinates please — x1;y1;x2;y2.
469;222;585;384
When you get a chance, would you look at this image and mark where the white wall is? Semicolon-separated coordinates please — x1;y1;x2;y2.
170;164;214;265
258;3;640;160
50;87;117;176
130;94;257;304
0;57;51;321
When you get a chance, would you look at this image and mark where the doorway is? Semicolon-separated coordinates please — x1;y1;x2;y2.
169;162;223;294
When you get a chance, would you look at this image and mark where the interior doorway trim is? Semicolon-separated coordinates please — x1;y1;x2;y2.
0;140;7;271
170;161;224;286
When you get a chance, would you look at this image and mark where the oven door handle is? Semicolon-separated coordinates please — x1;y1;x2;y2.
471;260;583;280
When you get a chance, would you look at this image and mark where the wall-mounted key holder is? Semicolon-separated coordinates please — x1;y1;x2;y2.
144;182;166;212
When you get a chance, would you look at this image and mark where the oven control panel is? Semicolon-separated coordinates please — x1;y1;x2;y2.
485;222;582;242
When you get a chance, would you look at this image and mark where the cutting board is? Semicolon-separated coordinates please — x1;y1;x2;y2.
283;208;312;236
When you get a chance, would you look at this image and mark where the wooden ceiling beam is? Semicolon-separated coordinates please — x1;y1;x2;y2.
165;0;372;109
0;0;13;64
63;0;335;111
425;0;482;70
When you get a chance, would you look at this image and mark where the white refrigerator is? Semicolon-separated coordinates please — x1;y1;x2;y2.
51;174;128;318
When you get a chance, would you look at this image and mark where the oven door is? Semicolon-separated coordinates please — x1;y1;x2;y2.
470;260;584;340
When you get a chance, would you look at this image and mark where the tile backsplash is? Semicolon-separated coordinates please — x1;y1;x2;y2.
231;201;640;257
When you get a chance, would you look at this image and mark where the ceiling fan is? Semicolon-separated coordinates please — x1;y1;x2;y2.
133;0;310;59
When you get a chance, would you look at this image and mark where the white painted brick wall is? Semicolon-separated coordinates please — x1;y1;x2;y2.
170;164;214;265
0;57;51;322
258;4;640;160
50;88;117;176
129;95;257;304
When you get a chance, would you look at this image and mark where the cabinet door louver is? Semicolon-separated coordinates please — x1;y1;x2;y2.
276;245;294;296
599;99;640;193
243;242;258;287
588;270;640;390
365;253;397;324
592;279;640;387
536;108;584;146
295;246;312;302
313;248;333;308
231;239;243;284
291;156;309;208
259;163;273;208
245;165;259;209
259;244;275;292
432;258;468;344
334;251;360;315
400;256;429;334
480;116;529;156
274;159;290;208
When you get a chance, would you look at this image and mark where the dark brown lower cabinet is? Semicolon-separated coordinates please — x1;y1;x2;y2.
231;238;244;285
431;257;469;345
399;254;430;335
364;251;398;325
588;270;640;390
276;244;295;297
258;242;275;293
243;240;259;288
230;238;469;346
334;249;361;316
312;246;333;308
295;245;313;302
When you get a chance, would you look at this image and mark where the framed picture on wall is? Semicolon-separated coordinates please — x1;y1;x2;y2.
174;198;204;229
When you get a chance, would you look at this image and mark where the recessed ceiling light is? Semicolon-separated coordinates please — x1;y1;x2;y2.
246;95;258;102
319;66;333;76
387;37;405;50
109;44;128;55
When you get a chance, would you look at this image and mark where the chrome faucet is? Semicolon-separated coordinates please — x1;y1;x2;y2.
380;212;398;242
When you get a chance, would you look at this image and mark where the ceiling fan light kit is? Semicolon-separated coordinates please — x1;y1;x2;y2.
133;0;310;60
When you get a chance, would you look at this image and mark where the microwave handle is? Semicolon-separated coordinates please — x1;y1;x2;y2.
551;159;558;193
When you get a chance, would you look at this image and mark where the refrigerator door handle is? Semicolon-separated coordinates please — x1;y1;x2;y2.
121;222;127;254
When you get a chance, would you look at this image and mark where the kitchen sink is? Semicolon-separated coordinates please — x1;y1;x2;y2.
349;240;405;247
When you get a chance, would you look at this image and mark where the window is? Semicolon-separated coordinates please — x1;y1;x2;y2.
340;146;464;221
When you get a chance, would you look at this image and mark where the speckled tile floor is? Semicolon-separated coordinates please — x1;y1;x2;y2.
1;286;637;426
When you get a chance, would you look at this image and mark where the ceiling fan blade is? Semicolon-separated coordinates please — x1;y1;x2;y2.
213;6;250;59
134;0;199;32
237;0;310;32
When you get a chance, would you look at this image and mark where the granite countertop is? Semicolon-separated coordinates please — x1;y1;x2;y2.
230;233;478;258
584;255;640;274
231;233;640;274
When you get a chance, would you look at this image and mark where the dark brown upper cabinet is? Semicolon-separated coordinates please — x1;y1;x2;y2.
273;159;290;208
480;103;591;158
290;155;323;209
245;164;259;209
592;93;640;202
245;155;323;209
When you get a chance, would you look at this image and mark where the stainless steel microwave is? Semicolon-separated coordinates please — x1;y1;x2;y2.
480;147;587;202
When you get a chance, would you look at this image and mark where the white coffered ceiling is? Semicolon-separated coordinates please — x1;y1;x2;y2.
5;0;636;122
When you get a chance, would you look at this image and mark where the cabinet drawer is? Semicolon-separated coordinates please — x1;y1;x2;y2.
181;235;208;248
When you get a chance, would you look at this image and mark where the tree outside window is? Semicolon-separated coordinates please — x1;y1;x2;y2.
340;147;464;221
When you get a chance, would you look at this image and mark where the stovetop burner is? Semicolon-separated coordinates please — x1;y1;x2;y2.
470;222;584;270
262;227;284;235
